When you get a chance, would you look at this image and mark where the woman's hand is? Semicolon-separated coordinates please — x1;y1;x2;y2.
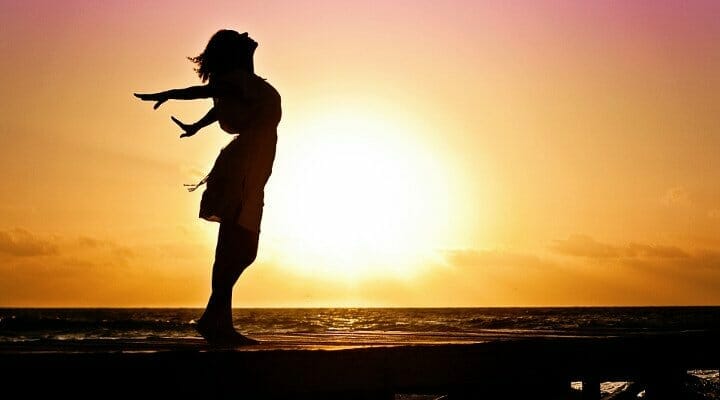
171;116;200;138
133;92;168;110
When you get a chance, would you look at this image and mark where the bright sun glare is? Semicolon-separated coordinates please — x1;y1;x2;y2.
264;109;454;281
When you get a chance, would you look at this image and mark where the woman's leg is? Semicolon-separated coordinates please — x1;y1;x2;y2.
198;222;258;341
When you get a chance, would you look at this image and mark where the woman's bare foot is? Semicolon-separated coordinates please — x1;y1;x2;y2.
194;318;258;345
194;317;219;342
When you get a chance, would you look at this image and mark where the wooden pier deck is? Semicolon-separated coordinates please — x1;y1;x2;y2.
1;331;718;399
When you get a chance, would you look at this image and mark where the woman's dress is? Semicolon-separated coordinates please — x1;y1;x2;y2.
198;70;281;233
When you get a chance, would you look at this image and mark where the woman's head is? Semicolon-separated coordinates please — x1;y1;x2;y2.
190;29;258;82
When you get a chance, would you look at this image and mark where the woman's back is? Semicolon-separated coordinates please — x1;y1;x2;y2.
212;69;281;135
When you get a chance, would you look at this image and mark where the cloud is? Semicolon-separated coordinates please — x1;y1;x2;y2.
0;230;209;306
439;244;720;306
0;229;135;260
550;235;690;260
626;243;689;259
76;236;135;259
77;237;106;248
549;235;621;258
0;228;139;272
0;228;57;257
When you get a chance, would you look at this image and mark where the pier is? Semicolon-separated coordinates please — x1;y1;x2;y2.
1;331;718;399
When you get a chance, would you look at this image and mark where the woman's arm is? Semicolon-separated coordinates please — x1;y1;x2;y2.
134;85;217;109
171;108;218;138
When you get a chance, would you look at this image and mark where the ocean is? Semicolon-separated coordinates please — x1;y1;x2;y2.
1;307;719;398
2;307;719;343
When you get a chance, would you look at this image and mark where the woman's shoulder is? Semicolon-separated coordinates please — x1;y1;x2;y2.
213;69;259;83
213;70;272;95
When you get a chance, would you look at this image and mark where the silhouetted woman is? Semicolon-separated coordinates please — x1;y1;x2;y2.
135;30;281;344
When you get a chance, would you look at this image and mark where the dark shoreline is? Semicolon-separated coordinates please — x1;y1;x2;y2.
2;331;718;400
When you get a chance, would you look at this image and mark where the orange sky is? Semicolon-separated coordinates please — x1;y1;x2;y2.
1;1;719;307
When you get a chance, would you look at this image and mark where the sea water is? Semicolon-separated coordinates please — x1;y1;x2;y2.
2;307;718;342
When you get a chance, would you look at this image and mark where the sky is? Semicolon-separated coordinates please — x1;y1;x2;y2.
0;0;719;307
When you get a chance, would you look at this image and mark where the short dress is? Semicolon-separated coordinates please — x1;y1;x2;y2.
197;70;282;233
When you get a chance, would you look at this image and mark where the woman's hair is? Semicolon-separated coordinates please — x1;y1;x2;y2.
189;30;258;82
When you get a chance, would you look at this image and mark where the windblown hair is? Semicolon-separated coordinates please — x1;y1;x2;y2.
189;30;258;82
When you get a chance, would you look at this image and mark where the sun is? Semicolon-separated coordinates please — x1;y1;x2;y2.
262;108;455;281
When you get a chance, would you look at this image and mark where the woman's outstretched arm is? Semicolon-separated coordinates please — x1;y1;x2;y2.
134;85;217;109
171;108;218;138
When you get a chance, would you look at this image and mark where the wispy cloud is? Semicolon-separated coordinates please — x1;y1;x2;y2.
549;235;690;260
0;228;209;306
0;228;57;257
440;242;720;305
549;235;622;258
623;249;720;271
76;236;135;259
626;243;689;259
